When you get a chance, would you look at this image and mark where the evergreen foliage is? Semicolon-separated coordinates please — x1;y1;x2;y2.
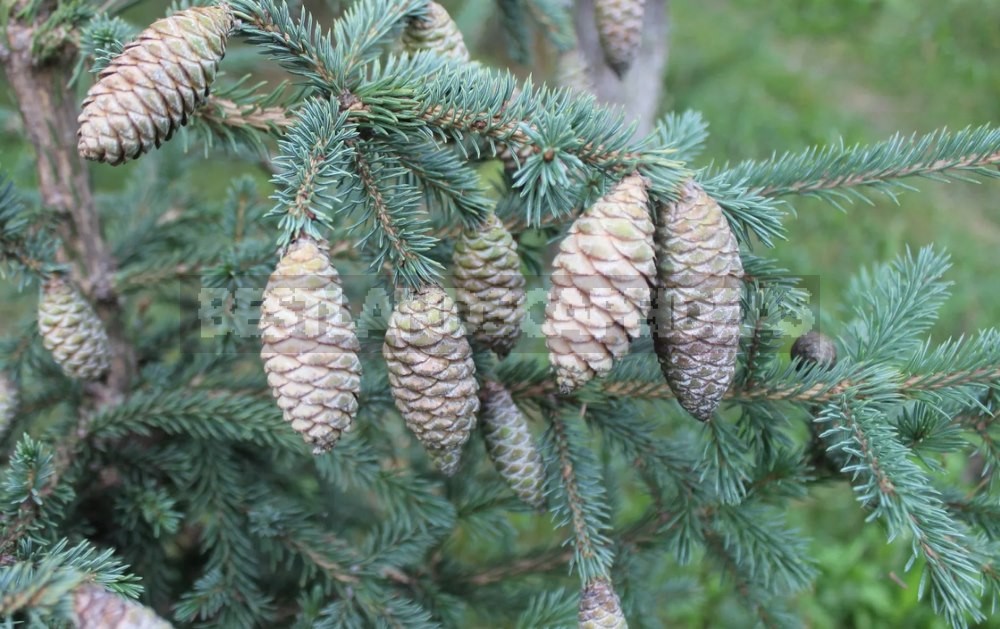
1;0;1000;627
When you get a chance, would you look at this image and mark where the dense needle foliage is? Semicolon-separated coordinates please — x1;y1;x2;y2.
2;0;1000;627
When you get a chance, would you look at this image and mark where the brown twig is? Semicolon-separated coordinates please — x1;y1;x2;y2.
197;96;292;133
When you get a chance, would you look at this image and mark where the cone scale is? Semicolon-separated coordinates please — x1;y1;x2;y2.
383;286;479;476
543;173;655;393
259;237;362;453
652;180;743;421
77;5;234;165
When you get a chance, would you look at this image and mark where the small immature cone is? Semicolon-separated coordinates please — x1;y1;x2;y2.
0;373;17;438
401;2;469;62
77;5;234;165
72;584;173;628
652;180;743;422
383;286;479;476
791;331;837;369
479;381;545;508
594;0;646;77
259;237;362;453
543;173;655;393
578;577;628;629
38;277;111;381
453;213;526;358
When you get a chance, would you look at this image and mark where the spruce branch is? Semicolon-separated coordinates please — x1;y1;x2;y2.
0;539;141;620
351;146;442;287
718;124;1000;205
820;399;986;627
268;99;358;245
543;405;615;583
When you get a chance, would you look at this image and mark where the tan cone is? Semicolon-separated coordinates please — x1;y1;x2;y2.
594;0;646;77
401;2;469;62
38;277;110;381
653;180;743;421
0;373;17;438
579;577;628;629
383;286;479;475
260;237;362;453
542;173;654;393
453;213;526;358
77;5;234;165
480;380;545;508
72;584;173;629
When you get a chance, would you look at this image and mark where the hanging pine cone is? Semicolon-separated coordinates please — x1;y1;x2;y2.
383;286;479;476
579;577;628;629
556;48;596;96
38;276;111;381
594;0;645;77
259;237;362;454
72;584;172;629
401;2;469;62
791;331;838;370
0;373;17;438
453;213;526;358
542;173;654;393
77;5;234;165
652;180;743;422
480;380;545;508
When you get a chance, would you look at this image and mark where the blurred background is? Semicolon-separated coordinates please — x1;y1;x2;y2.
2;0;999;625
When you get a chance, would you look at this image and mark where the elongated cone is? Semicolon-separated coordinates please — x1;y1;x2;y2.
653;180;743;421
0;373;16;438
579;577;628;629
77;5;234;165
383;286;479;475
594;0;645;77
260;237;362;454
453;213;526;357
543;173;654;393
72;584;172;629
480;380;545;508
38;277;111;381
401;2;469;62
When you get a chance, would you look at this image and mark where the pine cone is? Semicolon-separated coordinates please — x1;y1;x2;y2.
578;577;628;629
453;213;526;358
383;286;479;475
77;5;234;165
260;237;362;454
72;584;172;629
791;331;837;369
594;0;645;77
0;373;17;438
480;380;545;508
38;277;111;381
556;48;596;95
652;180;743;421
542;173;654;393
401;2;469;62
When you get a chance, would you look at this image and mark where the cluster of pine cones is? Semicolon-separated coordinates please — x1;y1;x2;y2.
58;3;740;625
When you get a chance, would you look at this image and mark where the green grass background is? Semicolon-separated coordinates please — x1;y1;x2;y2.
2;0;1000;625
